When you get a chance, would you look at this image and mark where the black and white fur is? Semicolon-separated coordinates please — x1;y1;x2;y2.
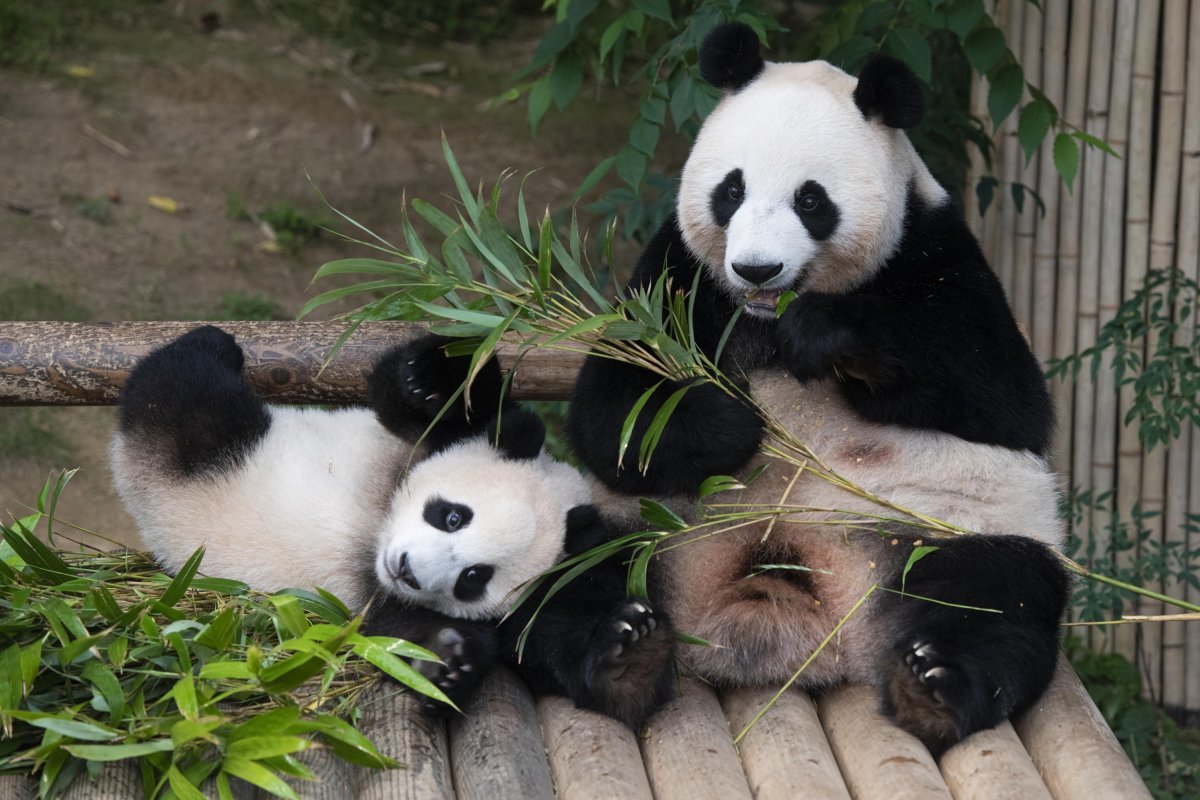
568;23;1068;755
111;326;674;726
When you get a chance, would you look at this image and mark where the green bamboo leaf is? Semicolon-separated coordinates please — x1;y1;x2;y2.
270;595;311;639
515;548;614;657
542;314;623;345
310;258;413;281
160;548;204;608
198;661;255;681
24;715;119;741
638;498;687;531
550;239;609;309
1053;132;1080;191
227;735;312;760
172;675;200;720
901;545;941;593
222;756;300;800
411;302;506;328
168;766;209;800
572;156;616;202
63;740;175;761
599;18;626;64
698;475;747;498
675;632;715;647
411;198;460;238
227;706;301;741
0;645;20;710
351;635;439;662
298;280;399;320
194;607;239;652
81;661;125;722
351;641;454;708
618;380;664;469
459;215;520;286
627;542;656;597
464;307;518;412
441;134;480;225
639;383;693;472
298;714;398;769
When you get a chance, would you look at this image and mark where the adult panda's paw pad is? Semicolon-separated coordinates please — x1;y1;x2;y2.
884;638;970;755
413;627;485;716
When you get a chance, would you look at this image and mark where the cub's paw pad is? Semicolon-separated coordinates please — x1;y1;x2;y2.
414;627;481;715
387;338;466;416
596;599;661;678
173;325;244;371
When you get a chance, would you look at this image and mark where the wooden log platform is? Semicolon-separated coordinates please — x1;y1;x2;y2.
0;321;1153;798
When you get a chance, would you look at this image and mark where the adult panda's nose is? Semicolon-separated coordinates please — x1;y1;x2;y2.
387;551;422;591
732;262;783;285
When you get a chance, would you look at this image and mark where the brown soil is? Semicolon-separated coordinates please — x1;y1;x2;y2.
0;2;632;549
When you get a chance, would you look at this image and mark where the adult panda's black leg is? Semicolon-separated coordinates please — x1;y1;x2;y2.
368;334;513;451
500;506;676;727
118;325;270;476
361;596;500;717
874;534;1069;756
567;356;763;496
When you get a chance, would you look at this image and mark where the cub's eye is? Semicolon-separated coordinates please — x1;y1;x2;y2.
454;564;495;601
796;192;820;213
423;498;474;533
727;183;743;201
445;509;463;531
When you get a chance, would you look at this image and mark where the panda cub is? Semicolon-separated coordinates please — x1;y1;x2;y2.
567;24;1068;754
111;326;674;726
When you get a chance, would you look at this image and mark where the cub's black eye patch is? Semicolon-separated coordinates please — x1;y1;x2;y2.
454;564;495;602
423;497;474;532
710;168;745;228
793;180;840;241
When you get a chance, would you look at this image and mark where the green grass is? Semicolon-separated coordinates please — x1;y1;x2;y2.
0;280;90;321
0;409;71;462
213;291;289;321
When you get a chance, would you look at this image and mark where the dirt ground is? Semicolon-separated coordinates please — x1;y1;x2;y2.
0;1;632;548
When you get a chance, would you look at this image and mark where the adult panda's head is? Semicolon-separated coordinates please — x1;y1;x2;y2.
374;414;592;620
678;22;947;318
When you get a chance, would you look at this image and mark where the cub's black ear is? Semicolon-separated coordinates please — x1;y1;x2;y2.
699;22;764;91
489;407;545;461
853;55;925;129
564;504;607;556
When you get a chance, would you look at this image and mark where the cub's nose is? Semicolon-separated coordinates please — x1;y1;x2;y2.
387;551;422;591
732;262;783;285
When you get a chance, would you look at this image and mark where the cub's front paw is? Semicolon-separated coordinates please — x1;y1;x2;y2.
590;599;661;681
578;598;675;727
776;295;854;382
372;335;471;419
170;325;245;372
412;626;493;717
883;637;980;756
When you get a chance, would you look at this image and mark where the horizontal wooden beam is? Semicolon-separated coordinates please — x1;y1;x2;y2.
0;321;586;406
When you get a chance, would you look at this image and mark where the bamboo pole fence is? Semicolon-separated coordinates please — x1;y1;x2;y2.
970;0;1200;713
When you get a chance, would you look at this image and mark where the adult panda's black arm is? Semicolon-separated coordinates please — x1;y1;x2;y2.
369;333;517;452
567;214;765;496
776;192;1054;455
873;533;1069;756
117;325;271;477
497;505;676;728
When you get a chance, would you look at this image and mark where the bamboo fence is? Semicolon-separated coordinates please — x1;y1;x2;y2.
969;0;1200;713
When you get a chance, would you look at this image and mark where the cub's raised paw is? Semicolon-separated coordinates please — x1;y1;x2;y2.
587;598;667;684
883;637;977;756
579;597;675;727
413;626;491;717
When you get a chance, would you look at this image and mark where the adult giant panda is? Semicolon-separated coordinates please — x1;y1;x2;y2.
111;326;674;726
567;23;1069;754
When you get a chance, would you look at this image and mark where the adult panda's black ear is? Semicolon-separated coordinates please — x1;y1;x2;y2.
564;504;606;556
853;55;925;129
699;22;764;91
489;407;545;460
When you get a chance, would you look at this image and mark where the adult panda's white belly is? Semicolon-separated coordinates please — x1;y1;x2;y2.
110;406;412;608
660;368;1063;687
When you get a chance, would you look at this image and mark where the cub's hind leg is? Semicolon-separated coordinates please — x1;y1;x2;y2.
117;325;269;476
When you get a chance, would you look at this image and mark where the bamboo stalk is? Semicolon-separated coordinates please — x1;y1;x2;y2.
1095;0;1137;661
1012;3;1044;334
1050;0;1093;479
1149;0;1190;711
1118;0;1161;687
1074;1;1116;651
997;0;1027;298
1181;0;1200;714
1031;4;1065;365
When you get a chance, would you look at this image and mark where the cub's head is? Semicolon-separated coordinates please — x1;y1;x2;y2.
374;417;592;620
678;22;947;317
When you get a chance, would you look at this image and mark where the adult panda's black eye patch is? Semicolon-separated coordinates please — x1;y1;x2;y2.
710;168;745;227
423;497;474;532
793;180;840;241
454;564;495;601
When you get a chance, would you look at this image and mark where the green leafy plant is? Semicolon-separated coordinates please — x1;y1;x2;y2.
0;474;450;798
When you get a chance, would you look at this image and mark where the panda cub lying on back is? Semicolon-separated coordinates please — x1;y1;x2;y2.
568;24;1069;754
111;326;674;725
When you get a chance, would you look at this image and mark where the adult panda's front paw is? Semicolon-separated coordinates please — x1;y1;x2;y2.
776;294;855;382
882;637;981;756
412;626;494;717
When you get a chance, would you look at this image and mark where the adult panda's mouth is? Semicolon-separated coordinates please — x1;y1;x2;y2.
745;287;784;315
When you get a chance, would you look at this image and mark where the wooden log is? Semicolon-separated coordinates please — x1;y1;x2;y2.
1014;658;1153;800
448;668;555;800
721;686;851;800
0;775;34;800
354;681;454;800
536;695;653;800
817;683;952;800
1096;0;1137;661
1118;0;1160;674
278;747;352;800
59;763;142;800
1149;0;1190;710
1050;0;1093;477
1073;1;1116;643
938;721;1051;800
641;678;752;800
1182;0;1200;714
1031;1;1065;365
0;321;585;405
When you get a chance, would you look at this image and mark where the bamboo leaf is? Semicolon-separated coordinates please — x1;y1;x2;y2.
167;766;210;800
627;542;656;597
160;548;204;608
698;475;747;498
638;383;692;472
618;381;664;469
638;499;687;531
227;735;313;760
900;545;941;593
81;661;125;722
350;641;454;709
441;134;480;224
222;756;301;800
63;740;175;761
